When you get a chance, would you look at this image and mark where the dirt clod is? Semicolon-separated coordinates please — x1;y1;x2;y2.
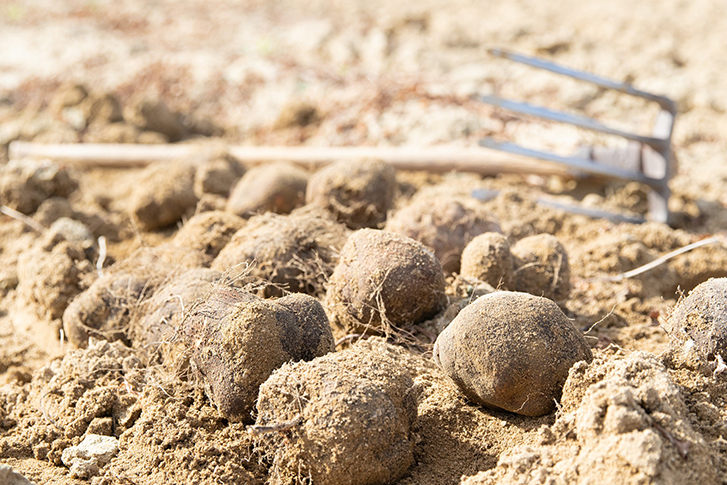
125;98;187;141
464;352;719;484
434;291;592;416
0;159;77;215
17;234;93;320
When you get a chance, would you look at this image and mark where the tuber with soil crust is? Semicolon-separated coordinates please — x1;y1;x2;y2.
460;232;515;289
511;233;571;301
254;340;416;485
433;291;592;416
212;210;349;297
664;277;727;367
226;162;309;218
185;286;334;422
325;228;447;336
386;191;501;273
306;159;396;229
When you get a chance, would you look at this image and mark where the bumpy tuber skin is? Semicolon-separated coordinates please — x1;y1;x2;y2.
386;194;501;273
326;229;447;335
460;232;515;289
511;234;571;301
63;273;148;348
185;287;334;422
212;211;349;297
171;210;245;259
131;268;221;362
433;291;592;416
305;159;396;229
665;277;727;366
254;341;416;485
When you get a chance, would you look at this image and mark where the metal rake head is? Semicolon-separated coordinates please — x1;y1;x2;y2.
479;48;677;224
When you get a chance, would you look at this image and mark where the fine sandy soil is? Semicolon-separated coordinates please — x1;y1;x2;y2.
1;1;727;484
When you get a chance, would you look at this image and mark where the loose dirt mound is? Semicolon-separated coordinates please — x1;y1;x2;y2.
464;352;720;485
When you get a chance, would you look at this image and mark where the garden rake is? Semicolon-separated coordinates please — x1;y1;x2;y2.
479;48;677;224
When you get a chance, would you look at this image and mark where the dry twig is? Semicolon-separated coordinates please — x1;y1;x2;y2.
0;205;45;233
588;235;724;283
246;414;302;436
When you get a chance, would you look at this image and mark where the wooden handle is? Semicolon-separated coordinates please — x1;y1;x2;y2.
8;141;574;177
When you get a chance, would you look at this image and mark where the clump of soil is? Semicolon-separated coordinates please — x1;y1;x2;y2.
0;337;266;484
130;161;198;231
511;234;571;302
460;233;515;290
663;277;727;367
464;352;719;484
325;228;447;336
185;286;334;422
171;210;245;260
274;100;321;129
227;162;309;218
386;190;501;273
212;211;349;296
306;159;396;229
0;339;144;470
47;218;94;249
434;291;592;416
254;339;416;485
16;232;94;321
0;159;78;214
130;267;222;364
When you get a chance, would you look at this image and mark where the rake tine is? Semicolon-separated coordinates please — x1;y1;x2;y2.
479;138;662;186
480;94;669;149
488;48;677;112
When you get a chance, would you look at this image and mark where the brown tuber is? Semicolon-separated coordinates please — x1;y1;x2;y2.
433;291;592;416
226;162;309;218
254;340;416;485
386;192;501;273
185;287;334;422
460;232;515;289
326;228;447;335
212;211;348;296
511;233;571;301
664;277;727;366
306;159;396;229
130;161;198;231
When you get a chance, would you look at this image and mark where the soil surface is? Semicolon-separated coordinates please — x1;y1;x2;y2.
2;1;727;484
